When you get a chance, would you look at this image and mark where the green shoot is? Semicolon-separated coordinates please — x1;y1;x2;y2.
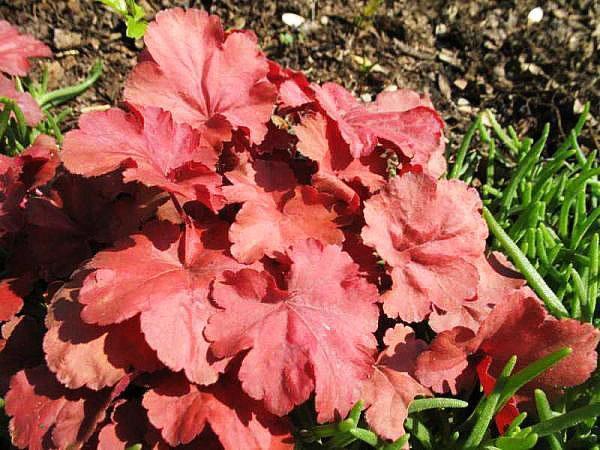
98;0;148;39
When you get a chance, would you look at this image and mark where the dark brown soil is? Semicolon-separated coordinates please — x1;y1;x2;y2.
1;0;598;151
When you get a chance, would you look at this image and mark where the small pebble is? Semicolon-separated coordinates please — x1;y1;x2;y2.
527;7;544;25
282;13;305;28
53;29;82;50
454;79;468;90
45;61;64;90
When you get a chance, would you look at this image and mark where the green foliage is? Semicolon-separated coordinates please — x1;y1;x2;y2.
452;104;599;324
98;0;148;39
279;31;295;46
354;0;384;28
449;106;600;450
1;60;102;152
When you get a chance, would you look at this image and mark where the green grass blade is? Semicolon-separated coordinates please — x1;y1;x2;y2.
497;348;572;411
525;403;600;437
449;115;481;179
408;398;469;413
463;357;517;449
483;207;569;317
534;389;563;450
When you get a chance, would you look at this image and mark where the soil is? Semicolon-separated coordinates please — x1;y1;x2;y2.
1;0;598;152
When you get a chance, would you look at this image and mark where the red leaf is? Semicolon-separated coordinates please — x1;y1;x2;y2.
5;365;117;450
97;400;148;450
206;239;379;421
428;252;526;333
0;74;43;125
414;327;473;394
18;134;60;189
143;372;293;449
294;113;385;211
0;135;58;238
44;276;161;391
0;275;33;321
363;325;431;441
312;83;444;166
416;290;600;403
476;290;600;404
0;164;25;237
124;8;277;144
362;172;487;322
225;159;344;263
61;106;224;211
0;316;44;393
15;172;162;281
78;220;244;385
0;21;51;76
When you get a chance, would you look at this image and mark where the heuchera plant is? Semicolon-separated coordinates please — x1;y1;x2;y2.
0;8;598;450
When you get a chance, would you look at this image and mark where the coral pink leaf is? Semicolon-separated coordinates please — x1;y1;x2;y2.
143;373;293;449
295;113;385;210
313;83;445;165
362;172;487;322
5;365;115;450
0;74;43;126
44;277;161;391
415;327;474;394
267;61;313;108
0;21;51;76
124;8;276;144
475;291;600;403
365;89;447;177
225;159;344;263
428;252;526;333
61;106;223;211
0;276;33;322
206;239;379;421
98;400;149;450
363;325;431;441
79;221;243;385
417;290;600;401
